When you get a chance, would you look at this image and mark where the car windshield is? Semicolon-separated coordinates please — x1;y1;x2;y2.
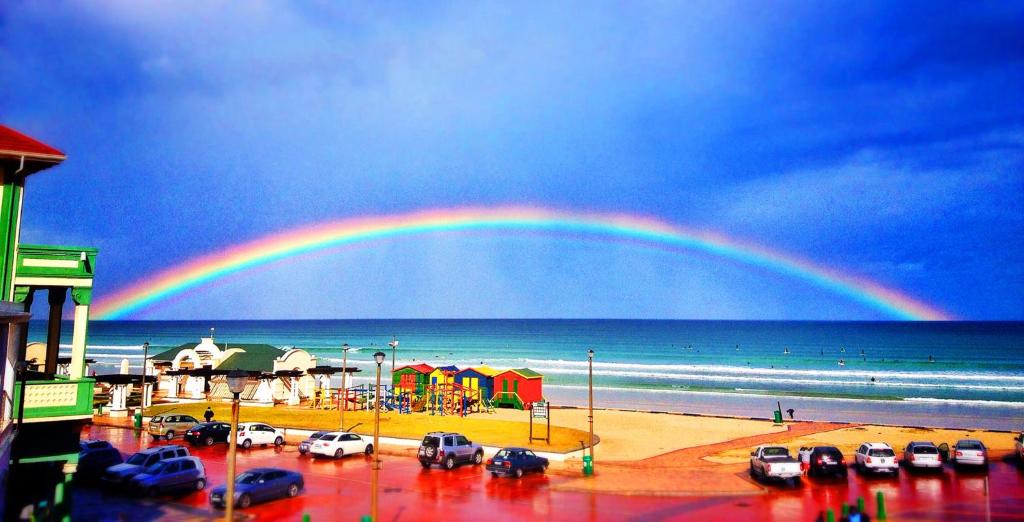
869;449;895;457
320;435;337;441
421;436;440;447
236;472;261;484
151;416;163;423
126;453;151;465
957;441;984;450
762;447;789;457
913;446;938;454
310;432;326;439
495;450;512;458
817;450;842;459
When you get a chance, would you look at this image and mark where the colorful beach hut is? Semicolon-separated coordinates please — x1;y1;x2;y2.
492;368;544;409
428;365;460;387
455;365;500;403
392;363;434;396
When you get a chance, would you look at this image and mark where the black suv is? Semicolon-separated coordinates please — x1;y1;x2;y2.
418;432;484;470
802;446;848;478
184;422;232;446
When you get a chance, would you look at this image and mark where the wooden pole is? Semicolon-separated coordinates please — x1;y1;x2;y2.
225;394;240;521
340;344;349;431
371;361;382;521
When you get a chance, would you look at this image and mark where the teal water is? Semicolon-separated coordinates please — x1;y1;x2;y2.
39;320;1024;430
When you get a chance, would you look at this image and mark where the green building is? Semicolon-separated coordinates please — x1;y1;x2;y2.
0;125;98;521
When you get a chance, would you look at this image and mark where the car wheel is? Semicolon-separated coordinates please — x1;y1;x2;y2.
195;479;206;491
542;462;549;472
491;471;499;478
514;467;524;479
274;436;284;447
287;483;299;497
334;448;344;459
444;456;456;470
238;493;252;509
165;431;175;440
420;460;431;469
147;486;160;497
205;436;215;446
299;448;307;455
365;444;373;456
242;439;252;449
473;451;483;465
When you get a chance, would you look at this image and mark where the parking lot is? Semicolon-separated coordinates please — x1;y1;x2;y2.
73;424;1024;521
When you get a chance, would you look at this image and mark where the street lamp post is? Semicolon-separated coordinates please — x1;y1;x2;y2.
138;342;149;419
370;351;386;522
340;343;349;431
388;337;398;375
587;349;595;472
224;371;247;522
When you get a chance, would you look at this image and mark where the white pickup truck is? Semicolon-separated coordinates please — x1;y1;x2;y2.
750;445;803;482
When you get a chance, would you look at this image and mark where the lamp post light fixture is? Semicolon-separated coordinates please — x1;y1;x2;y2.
587;348;595;472
224;370;247;522
388;337;398;375
340;343;350;431
370;351;386;522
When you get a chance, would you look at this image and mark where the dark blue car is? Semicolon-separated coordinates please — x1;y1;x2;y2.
209;467;304;509
486;447;549;478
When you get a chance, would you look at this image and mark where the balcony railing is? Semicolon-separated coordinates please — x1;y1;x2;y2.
12;377;95;422
15;244;97;281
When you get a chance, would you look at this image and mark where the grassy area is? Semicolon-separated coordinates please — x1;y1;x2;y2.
146;402;590;453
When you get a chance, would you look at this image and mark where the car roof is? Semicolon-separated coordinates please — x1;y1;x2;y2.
162;456;201;463
246;467;290;474
863;442;892;448
500;447;529;451
908;441;936;446
956;439;984;444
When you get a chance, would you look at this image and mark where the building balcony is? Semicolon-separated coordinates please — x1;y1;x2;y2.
15;244;97;283
12;376;95;423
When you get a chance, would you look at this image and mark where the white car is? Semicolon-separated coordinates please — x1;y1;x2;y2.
854;442;898;474
951;439;987;468
903;441;943;471
749;445;803;482
310;432;373;459
236;423;285;449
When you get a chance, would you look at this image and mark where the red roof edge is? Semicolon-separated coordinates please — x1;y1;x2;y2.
0;125;66;160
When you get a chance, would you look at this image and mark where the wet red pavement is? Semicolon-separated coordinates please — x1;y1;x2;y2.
76;424;1024;521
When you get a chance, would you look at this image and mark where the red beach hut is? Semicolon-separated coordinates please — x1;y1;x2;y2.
492;368;544;409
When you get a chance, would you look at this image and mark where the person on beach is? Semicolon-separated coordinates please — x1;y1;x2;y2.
204;407;214;422
786;408;795;420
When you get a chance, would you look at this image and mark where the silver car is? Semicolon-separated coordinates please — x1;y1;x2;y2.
952;439;987;468
903;441;943;471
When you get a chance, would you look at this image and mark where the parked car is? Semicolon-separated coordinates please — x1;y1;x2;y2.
798;446;848;478
854;442;899;475
185;422;233;447
103;445;190;486
309;432;373;459
78;440;124;481
749;445;802;482
236;423;285;449
903;441;943;471
298;431;330;455
1014;433;1023;463
418;432;484;470
951;439;988;468
209;468;304;509
128;456;207;496
486;447;549;478
148;414;201;441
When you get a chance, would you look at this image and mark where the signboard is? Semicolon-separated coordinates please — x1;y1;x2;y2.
532;401;548;418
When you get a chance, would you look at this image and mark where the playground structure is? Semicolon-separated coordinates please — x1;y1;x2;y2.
327;363;544;414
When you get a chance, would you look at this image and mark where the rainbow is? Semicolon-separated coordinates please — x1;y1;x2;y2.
92;207;952;320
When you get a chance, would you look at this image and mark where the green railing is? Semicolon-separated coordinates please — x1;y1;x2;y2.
12;378;95;421
492;391;524;410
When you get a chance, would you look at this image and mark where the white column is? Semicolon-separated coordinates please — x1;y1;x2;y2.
69;304;90;379
165;376;179;399
288;377;300;406
186;376;204;399
109;384;129;415
142;383;153;408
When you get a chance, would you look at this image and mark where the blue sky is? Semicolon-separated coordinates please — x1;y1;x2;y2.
1;1;1022;320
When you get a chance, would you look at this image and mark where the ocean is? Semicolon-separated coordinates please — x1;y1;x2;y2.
40;319;1024;431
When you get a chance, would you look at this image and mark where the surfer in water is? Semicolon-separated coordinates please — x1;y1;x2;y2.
928;355;935;363
838;358;846;367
